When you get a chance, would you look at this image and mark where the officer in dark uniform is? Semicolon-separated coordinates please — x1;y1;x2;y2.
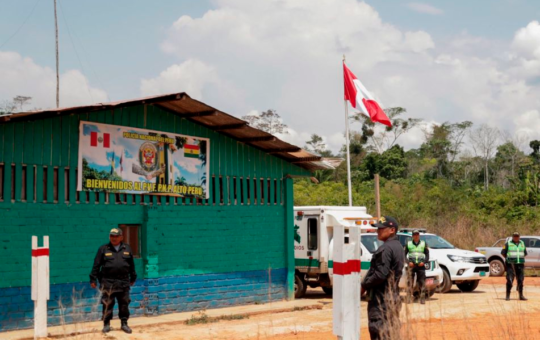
501;232;528;301
362;216;405;340
90;228;137;333
404;230;430;304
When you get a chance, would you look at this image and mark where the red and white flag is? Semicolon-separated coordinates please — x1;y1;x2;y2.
343;62;391;127
90;132;110;148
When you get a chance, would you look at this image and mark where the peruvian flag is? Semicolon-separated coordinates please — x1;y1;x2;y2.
90;132;110;148
343;62;392;127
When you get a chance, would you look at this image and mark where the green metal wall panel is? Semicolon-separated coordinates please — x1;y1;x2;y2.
0;103;310;299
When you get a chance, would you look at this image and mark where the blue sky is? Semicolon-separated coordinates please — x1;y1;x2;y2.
2;1;540;153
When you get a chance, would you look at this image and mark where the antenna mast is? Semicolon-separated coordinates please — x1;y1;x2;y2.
54;0;59;108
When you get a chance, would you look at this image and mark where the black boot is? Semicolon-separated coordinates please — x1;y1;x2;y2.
121;320;132;334
102;321;111;333
506;291;511;301
519;290;527;301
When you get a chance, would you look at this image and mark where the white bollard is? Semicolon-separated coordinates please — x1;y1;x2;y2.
31;236;50;339
332;225;361;340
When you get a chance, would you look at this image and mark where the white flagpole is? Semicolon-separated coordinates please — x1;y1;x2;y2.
343;56;353;207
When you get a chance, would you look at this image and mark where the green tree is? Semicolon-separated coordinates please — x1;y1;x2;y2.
305;134;333;157
530;140;540;164
242;109;288;134
363;145;407;180
351;107;420;154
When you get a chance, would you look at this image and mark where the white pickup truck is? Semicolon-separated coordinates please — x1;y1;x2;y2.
398;230;489;293
361;232;443;298
475;236;540;276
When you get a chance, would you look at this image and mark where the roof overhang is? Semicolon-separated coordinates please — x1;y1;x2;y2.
0;92;333;172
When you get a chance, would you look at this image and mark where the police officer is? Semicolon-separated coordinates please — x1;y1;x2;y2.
90;228;137;333
501;232;527;301
362;216;405;340
404;230;429;304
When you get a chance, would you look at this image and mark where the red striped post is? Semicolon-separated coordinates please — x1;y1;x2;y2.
332;225;361;340
31;236;50;338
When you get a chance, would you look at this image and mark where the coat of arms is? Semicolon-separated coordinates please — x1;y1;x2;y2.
139;142;158;172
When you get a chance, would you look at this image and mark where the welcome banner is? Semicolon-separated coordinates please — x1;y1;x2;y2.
77;121;210;199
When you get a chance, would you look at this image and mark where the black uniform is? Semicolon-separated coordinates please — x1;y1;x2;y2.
404;241;430;302
501;240;527;297
90;242;137;323
363;235;405;340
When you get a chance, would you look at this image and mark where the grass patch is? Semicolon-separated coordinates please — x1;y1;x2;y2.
184;310;249;326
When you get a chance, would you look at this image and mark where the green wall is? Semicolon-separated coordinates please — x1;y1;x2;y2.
0;104;309;289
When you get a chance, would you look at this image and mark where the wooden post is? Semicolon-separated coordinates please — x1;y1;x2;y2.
375;174;381;218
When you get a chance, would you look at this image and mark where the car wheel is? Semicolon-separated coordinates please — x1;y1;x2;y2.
489;259;505;277
456;280;480;292
322;287;333;295
294;274;307;299
437;269;452;294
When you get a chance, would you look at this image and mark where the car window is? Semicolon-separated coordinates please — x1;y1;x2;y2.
529;239;540;248
492;239;506;247
398;235;410;247
419;235;455;249
521;238;531;247
361;235;383;253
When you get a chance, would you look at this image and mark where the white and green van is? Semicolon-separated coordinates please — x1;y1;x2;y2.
293;206;443;298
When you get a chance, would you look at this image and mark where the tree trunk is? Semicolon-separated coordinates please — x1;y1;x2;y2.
485;160;489;190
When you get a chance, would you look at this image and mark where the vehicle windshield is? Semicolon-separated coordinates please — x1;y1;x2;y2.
361;234;383;253
492;239;505;247
420;235;455;249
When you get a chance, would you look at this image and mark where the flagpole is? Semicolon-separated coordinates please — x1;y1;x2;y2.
343;56;353;207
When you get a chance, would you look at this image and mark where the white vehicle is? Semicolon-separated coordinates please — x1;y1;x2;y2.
397;230;489;293
361;231;443;298
293;206;443;298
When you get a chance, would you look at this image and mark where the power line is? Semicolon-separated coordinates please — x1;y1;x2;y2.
0;0;41;50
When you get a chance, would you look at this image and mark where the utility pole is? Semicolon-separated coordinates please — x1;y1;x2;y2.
54;0;59;108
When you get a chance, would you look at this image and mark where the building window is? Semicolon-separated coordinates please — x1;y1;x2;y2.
119;224;141;258
307;218;318;250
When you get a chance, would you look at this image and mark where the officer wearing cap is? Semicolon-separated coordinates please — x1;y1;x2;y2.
362;216;405;340
90;228;137;333
404;230;429;304
501;232;528;301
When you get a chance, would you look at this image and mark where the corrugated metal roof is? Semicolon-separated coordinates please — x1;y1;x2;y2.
0;92;332;171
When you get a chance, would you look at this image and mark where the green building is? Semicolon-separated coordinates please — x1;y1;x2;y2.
0;93;329;331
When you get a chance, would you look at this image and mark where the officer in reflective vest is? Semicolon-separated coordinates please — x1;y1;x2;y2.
404;230;429;304
501;232;527;301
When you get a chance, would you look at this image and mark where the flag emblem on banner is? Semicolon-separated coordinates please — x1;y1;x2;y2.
184;144;200;158
90;132;111;148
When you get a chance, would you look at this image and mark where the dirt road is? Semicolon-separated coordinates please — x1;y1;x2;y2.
38;277;540;340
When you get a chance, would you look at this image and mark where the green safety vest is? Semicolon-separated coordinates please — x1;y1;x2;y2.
407;241;426;264
506;241;526;264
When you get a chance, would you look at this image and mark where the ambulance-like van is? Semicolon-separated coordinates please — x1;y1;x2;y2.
293;206;443;298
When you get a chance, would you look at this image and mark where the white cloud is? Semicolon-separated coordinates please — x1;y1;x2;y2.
275;128;312;150
510;21;540;77
140;59;217;100
514;110;540;141
140;58;246;114
156;0;436;152
139;3;540;154
406;3;443;15
0;51;107;110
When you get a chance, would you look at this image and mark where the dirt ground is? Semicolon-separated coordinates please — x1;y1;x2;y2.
39;277;540;340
